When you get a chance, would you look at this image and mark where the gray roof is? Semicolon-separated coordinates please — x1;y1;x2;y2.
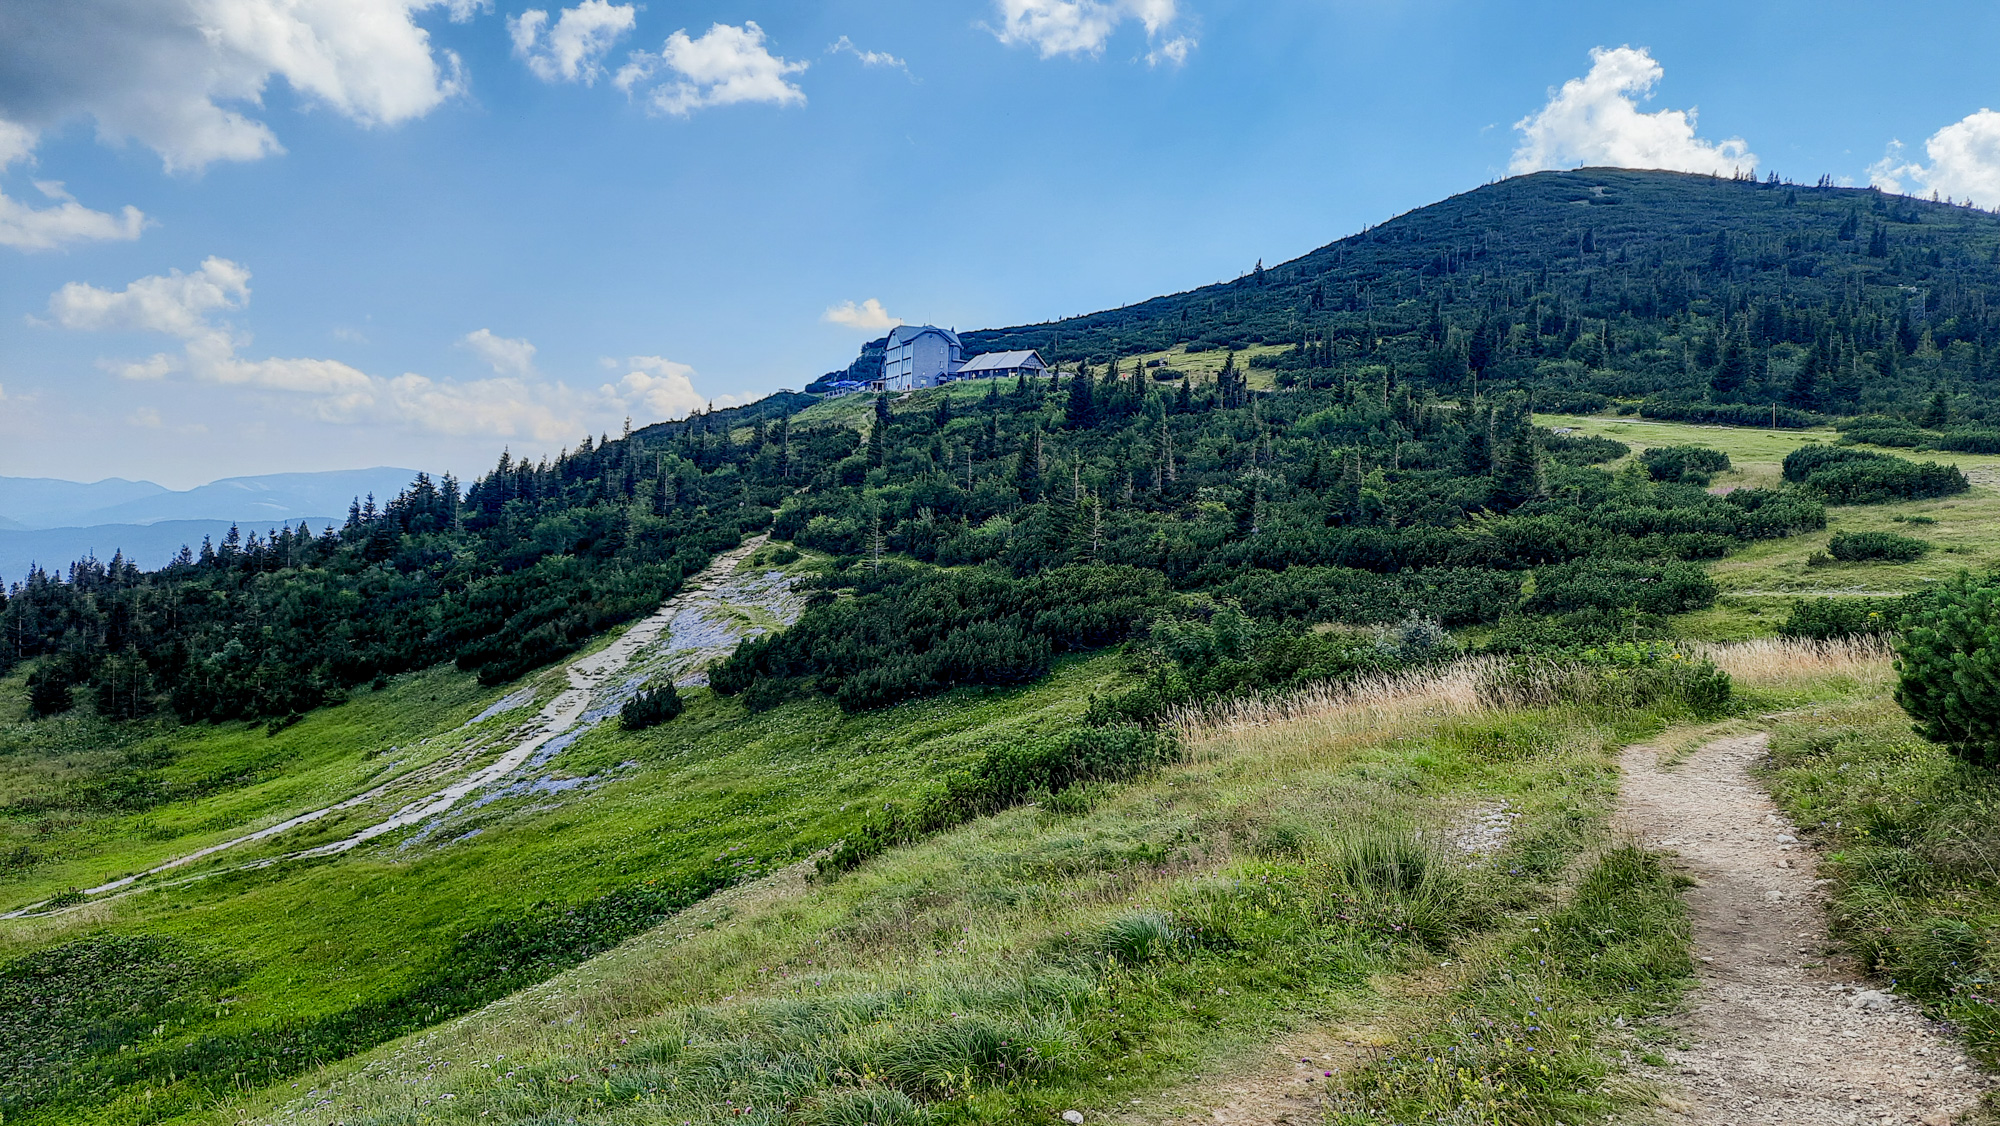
886;324;961;348
957;350;1044;372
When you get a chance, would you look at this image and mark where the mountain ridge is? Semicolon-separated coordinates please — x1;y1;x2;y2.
0;467;423;530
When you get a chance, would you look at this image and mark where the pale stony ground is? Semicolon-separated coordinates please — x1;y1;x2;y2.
1619;732;1992;1126
8;535;801;917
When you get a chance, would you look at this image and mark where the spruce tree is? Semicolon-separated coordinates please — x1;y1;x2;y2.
1065;370;1097;429
1492;427;1545;509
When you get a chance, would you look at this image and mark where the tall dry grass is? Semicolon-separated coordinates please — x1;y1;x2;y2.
1175;635;1898;749
1170;658;1510;745
1695;635;1895;689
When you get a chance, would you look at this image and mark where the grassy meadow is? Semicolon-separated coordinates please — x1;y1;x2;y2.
0;627;1128;1124
9;414;2000;1125
1539;412;2000;640
222;654;1739;1126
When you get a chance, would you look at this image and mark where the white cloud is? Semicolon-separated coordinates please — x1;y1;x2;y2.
0;126;147;251
47;257;251;337
510;1;636;85
1870;109;2000;205
0;179;145;251
827;36;909;73
989;0;1192;62
823;298;902;331
0;120;36;168
100;353;179;381
1147;36;1193;67
607;355;705;418
41;258;714;439
1510;46;1756;177
615;22;807;116
460;328;539;377
0;0;469;174
129;406;162;427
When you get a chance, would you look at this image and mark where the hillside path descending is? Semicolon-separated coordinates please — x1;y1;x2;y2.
4;533;792;918
1617;733;1991;1126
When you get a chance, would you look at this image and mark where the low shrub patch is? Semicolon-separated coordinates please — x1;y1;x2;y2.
1827;531;1929;563
1782;446;1969;505
621;682;684;729
1639;444;1732;484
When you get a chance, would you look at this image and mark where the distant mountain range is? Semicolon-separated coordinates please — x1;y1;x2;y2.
0;467;421;582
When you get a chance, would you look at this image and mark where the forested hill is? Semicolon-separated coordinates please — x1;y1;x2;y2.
8;167;2000;729
827;168;2000;423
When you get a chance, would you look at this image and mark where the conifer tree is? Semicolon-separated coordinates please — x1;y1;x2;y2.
1065;370;1097;429
1492;427;1545;509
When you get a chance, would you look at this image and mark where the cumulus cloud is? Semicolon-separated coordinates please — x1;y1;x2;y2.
42;258;712;438
510;1;636;85
1870;109;2000;205
1510;46;1756;177
615;22;807;116
0;0;468;174
827;36;909;74
823;298;902;331
460;328;538;377
47;257;251;337
0;177;145;251
0;122;146;251
989;0;1192;62
608;355;704;418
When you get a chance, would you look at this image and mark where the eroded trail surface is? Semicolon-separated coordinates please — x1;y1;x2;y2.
1618;733;1990;1125
5;534;802;918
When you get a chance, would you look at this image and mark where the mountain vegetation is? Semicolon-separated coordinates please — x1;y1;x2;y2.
11;169;2000;1123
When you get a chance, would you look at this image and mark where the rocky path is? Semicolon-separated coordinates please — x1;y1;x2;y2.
1617;732;1990;1126
5;534;799;918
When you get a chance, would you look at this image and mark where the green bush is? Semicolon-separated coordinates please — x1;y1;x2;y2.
1895;577;2000;768
1782;446;1969;504
1933;427;2000;454
1542;432;1629;465
1491;644;1732;718
1781;594;1924;639
1836;415;1933;448
1827;531;1929;563
620;682;684;729
1638;444;1731;484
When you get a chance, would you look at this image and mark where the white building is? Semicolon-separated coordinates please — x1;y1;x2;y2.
878;325;964;391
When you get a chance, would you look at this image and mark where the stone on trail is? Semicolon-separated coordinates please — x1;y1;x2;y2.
1851;990;1893;1012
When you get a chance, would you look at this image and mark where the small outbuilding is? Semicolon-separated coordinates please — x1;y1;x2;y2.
952;350;1049;381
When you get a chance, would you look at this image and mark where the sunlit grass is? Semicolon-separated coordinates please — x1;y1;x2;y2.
216;652;1717;1126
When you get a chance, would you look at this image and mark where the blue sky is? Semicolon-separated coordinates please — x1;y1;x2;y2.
4;0;2000;487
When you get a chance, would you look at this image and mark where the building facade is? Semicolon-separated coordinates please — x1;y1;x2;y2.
953;350;1048;381
878;325;964;391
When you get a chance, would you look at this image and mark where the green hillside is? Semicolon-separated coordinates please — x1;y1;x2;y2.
7;169;2000;1123
832;168;2000;425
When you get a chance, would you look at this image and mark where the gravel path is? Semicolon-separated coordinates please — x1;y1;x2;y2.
1617;732;1991;1126
5;534;796;918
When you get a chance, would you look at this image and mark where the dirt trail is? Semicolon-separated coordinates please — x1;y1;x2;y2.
1618;732;1991;1125
4;534;794;919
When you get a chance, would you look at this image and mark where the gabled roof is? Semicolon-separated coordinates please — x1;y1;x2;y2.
886;324;962;349
957;350;1045;372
